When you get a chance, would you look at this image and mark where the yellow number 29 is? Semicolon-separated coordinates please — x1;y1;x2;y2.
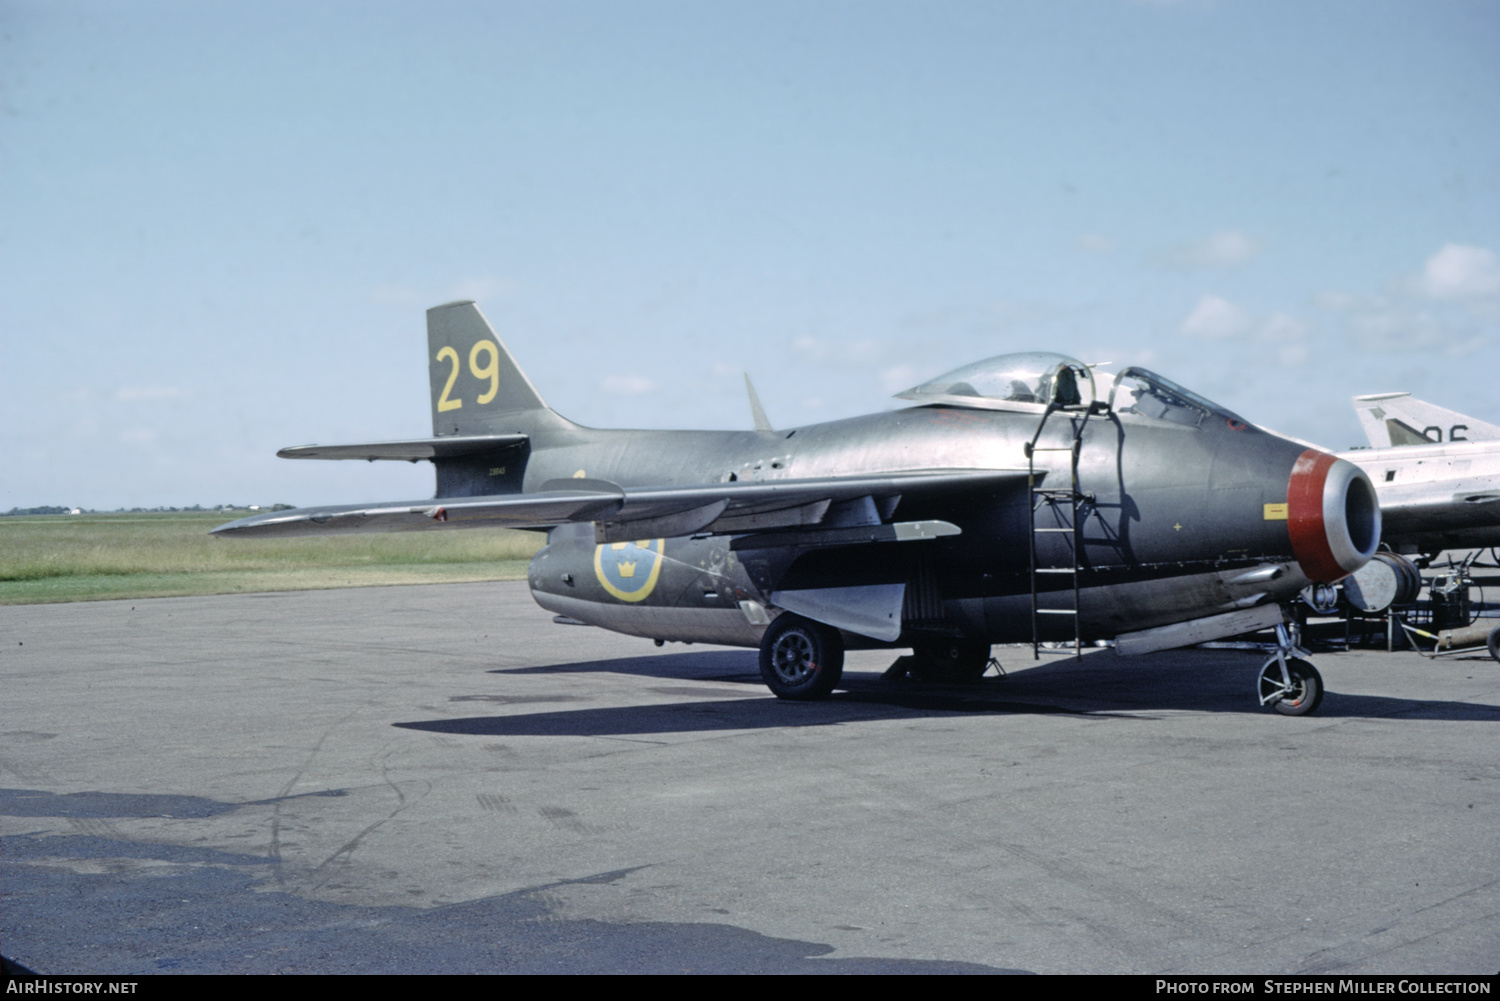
469;340;499;405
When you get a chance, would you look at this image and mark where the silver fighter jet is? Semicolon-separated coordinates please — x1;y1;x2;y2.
215;301;1383;715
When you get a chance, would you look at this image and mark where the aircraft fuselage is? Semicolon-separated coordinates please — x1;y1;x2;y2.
526;404;1361;649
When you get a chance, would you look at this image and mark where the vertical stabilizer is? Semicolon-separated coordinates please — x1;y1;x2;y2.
1353;393;1500;448
428;300;550;436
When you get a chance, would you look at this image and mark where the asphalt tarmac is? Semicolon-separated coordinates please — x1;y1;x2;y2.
2;582;1496;974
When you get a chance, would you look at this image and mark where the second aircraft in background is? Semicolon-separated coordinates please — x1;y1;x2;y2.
1340;393;1500;559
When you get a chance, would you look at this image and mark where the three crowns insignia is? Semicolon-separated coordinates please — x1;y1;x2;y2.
610;541;653;580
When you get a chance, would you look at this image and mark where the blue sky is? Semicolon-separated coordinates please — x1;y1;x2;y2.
3;0;1497;509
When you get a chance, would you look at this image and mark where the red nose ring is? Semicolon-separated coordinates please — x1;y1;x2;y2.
1286;448;1380;584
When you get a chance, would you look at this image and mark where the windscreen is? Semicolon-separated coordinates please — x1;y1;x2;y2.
1109;367;1244;429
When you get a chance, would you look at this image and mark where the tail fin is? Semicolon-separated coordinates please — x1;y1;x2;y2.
1353;393;1500;448
428;300;553;435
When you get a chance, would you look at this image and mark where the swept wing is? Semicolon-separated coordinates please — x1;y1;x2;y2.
211;468;1026;542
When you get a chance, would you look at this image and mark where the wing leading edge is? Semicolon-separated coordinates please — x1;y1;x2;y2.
211;468;1028;542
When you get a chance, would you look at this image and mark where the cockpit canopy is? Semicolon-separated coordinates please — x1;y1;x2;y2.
894;351;1244;428
895;352;1098;412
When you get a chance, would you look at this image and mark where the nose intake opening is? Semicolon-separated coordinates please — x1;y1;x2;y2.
1343;473;1379;560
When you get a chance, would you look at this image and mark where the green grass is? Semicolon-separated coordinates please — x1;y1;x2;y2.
0;511;543;604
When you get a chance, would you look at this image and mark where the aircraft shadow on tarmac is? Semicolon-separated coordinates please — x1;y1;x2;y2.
1;834;1025;974
394;648;1497;738
0;786;348;821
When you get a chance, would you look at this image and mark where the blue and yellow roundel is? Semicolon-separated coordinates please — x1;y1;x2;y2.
594;539;666;602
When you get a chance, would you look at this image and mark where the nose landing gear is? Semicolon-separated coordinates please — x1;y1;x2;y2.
1257;622;1324;716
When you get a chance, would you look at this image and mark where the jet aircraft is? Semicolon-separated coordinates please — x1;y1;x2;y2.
215;301;1382;715
1339;395;1500;558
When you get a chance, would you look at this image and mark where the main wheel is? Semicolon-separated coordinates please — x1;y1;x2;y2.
1488;624;1500;664
759;614;844;700
909;641;991;683
1259;657;1324;716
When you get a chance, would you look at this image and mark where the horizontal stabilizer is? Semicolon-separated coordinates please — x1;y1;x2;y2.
276;434;528;461
212;468;1026;540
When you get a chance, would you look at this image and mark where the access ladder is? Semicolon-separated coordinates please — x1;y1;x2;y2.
1025;402;1091;659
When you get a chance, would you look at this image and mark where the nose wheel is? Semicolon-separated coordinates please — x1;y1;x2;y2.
1257;623;1324;716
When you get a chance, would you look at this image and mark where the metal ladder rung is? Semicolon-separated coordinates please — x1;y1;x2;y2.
1028;396;1091;662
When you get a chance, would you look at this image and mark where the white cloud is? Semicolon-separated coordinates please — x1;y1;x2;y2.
1315;288;1489;355
1158;229;1262;270
1179;299;1316;365
1412;244;1500;300
601;374;656;395
1076;232;1115;254
1180;295;1254;339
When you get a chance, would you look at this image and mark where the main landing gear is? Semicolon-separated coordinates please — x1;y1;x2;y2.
759;614;844;700
1257;622;1324;716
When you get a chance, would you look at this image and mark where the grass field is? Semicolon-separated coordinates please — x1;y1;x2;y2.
0;512;542;604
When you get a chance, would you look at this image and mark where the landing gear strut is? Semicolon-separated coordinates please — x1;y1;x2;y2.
1257;622;1324;716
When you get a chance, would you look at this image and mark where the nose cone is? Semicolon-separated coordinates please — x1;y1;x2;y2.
1287;449;1381;583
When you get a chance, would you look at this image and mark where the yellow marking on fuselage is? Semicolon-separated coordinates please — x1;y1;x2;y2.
435;346;463;412
469;340;500;404
594;539;665;602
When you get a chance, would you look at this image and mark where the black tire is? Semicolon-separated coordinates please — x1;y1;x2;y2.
1259;657;1324;716
1488;624;1500;664
759;615;844;700
909;641;991;683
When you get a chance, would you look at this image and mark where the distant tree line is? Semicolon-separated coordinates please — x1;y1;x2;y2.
3;504;296;516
